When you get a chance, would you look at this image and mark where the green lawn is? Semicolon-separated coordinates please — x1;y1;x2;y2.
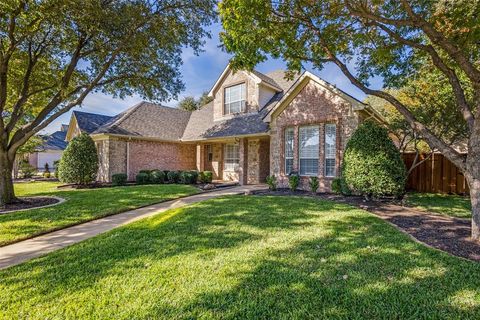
406;192;472;218
0;181;198;246
1;196;480;319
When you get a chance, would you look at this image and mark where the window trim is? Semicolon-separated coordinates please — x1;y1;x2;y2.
299;125;320;177
223;82;246;115
284;127;294;175
224;143;240;172
324;123;337;178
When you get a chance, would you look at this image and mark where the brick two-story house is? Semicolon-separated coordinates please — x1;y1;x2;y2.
66;65;383;191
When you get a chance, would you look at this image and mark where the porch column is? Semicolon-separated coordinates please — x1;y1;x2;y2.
196;144;205;172
238;138;248;185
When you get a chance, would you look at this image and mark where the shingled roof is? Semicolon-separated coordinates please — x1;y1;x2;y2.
73;111;113;134
37;130;68;151
181;103;269;141
93;102;191;141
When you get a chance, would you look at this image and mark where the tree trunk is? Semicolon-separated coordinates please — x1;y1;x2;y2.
0;149;16;207
466;127;480;241
470;177;480;241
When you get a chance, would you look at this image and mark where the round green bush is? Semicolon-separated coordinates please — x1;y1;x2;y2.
112;173;128;186
180;171;197;184
150;170;165;184
343;121;406;198
204;171;213;183
136;172;150;185
58;133;98;184
167;170;180;183
289;173;299;191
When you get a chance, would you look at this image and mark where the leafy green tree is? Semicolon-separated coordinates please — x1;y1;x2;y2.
219;0;480;241
178;96;198;111
343;121;407;199
0;0;216;205
178;91;213;111
58;133;98;184
198;91;214;107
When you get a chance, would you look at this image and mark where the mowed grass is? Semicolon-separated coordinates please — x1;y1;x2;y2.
1;196;480;319
0;181;198;246
406;192;472;218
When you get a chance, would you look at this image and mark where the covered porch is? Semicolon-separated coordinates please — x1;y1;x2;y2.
195;136;270;185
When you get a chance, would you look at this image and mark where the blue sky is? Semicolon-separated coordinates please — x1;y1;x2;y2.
44;23;382;134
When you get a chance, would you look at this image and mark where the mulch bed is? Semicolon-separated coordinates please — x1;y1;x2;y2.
0;197;60;214
252;189;480;262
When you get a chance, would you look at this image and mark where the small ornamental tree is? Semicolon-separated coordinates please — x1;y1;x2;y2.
58;133;98;185
343;121;406;198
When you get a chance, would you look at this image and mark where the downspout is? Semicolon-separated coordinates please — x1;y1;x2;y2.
126;139;130;181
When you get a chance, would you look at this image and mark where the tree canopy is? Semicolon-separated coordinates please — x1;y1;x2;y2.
0;0;216;204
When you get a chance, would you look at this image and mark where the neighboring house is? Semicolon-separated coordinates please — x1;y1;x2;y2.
66;65;383;191
29;125;69;172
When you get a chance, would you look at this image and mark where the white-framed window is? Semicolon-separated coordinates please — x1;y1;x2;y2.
224;83;246;115
224;143;240;171
325;123;337;177
284;127;294;174
299;126;319;176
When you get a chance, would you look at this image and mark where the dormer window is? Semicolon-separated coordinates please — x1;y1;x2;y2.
224;83;246;115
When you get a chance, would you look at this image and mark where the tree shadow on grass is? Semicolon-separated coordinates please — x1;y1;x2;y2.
0;196;328;304
145;213;480;319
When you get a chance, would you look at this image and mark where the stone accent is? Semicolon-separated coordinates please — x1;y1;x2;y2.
247;139;259;184
270;79;361;192
238;138;248;185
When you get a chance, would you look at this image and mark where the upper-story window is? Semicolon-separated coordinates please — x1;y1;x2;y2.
224;83;246;115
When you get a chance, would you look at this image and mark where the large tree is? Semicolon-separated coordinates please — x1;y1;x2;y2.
219;0;480;239
0;0;216;205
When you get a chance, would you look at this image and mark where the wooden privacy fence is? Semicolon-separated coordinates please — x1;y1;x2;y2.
402;153;469;194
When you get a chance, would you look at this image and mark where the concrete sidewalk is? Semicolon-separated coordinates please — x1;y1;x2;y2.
0;184;265;270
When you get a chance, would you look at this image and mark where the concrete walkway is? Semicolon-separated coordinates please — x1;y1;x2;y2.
0;184;265;270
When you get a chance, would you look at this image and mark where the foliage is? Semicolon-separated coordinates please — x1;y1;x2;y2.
199;171;213;183
167;171;180;183
178;91;213;111
178;96;198;111
136;173;150;185
266;175;277;191
150;170;165;184
198;91;214;107
309;176;319;193
53;160;60;178
343;122;407;198
43;172;51;179
44;163;50;174
19;161;35;178
180;171;198;184
58;133;98;185
1;182;198;246
288;173;299;192
2;196;480;318
112;174;128;186
331;177;352;196
0;0;216;204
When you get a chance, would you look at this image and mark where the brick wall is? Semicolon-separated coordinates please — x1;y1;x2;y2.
128;139;196;180
270;80;360;192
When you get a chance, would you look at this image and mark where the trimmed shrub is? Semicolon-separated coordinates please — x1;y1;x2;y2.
288;173;299;191
58;133;98;184
332;177;352;195
203;171;213;183
44;163;50;174
112;173;128;186
136;172;150;185
150;170;165;184
266;175;277;191
19;161;35;178
43;171;51;179
163;170;170;177
53;160;60;178
343;121;406;198
180;171;197;184
139;169;152;175
309;176;319;193
167;170;180;183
